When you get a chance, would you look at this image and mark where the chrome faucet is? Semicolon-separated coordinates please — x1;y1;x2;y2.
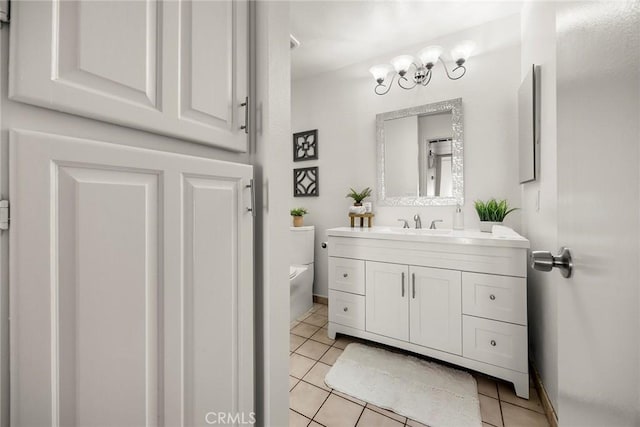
414;214;422;229
397;218;410;229
429;219;443;229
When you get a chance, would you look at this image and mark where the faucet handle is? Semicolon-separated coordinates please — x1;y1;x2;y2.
429;219;444;229
397;219;410;229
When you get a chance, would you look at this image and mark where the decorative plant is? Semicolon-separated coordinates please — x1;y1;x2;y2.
346;187;373;205
290;207;308;217
474;198;518;222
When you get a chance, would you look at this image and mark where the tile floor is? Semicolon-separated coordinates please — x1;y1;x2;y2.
290;303;551;427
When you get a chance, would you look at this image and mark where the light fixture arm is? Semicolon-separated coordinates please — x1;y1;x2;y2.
421;69;433;86
398;75;418;90
374;74;396;95
441;59;467;80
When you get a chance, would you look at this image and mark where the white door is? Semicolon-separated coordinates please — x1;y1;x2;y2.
409;266;461;355
365;262;409;341
555;2;639;425
9;130;254;426
9;0;248;151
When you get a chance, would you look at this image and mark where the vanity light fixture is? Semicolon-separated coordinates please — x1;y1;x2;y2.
369;41;476;95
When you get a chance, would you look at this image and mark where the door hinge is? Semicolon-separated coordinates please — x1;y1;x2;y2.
0;200;9;230
0;0;10;24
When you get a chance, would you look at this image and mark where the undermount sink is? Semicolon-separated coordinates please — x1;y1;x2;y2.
375;226;452;235
403;228;452;235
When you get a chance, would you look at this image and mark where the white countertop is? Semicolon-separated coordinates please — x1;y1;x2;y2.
326;226;530;249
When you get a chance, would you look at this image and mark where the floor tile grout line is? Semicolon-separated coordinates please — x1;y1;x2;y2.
313;390;366;426
364;403;408;425
291;335;311;353
501;400;550;417
294;339;333;364
290;408;312;424
308;387;333;425
352;404;366;426
496;382;507;427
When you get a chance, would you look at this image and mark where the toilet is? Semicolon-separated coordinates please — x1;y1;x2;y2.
290;226;315;321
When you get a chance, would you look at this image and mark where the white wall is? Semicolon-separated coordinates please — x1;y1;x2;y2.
291;15;522;298
520;1;558;413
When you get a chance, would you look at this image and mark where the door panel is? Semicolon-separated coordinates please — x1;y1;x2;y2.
409;266;461;355
57;0;158;107
57;167;159;427
181;0;234;125
556;2;640;425
365;262;408;341
183;176;240;426
9;129;254;426
9;0;248;151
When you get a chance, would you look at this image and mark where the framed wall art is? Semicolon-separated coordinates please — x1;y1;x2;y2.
293;167;319;197
293;129;318;161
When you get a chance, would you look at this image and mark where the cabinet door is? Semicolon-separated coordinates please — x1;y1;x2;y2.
409;266;462;355
9;0;248;151
9;130;253;426
365;262;409;341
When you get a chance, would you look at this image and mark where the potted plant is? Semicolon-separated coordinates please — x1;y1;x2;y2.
290;207;308;227
346;187;373;206
474;198;518;232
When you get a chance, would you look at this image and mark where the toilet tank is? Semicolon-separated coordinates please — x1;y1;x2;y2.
290;226;315;265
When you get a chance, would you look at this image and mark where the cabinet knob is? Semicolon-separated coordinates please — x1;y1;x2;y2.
490;340;496;347
343;273;348;278
343;307;349;312
489;294;496;300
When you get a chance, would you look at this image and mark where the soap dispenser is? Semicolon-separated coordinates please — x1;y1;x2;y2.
453;204;464;230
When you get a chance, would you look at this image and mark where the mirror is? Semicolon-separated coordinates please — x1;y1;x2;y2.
376;98;464;206
518;64;540;183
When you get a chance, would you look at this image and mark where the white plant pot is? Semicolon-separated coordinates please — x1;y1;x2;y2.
479;221;502;233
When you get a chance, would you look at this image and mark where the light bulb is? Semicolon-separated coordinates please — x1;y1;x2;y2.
369;64;394;83
417;45;442;67
451;40;476;64
390;55;415;76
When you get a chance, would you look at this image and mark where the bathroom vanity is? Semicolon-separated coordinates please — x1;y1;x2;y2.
326;226;531;398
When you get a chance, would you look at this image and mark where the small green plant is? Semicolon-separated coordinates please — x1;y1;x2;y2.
474;198;518;222
290;207;308;217
346;187;373;204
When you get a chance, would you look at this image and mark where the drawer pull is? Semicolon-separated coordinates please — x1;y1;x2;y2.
401;272;405;297
343;273;349;278
412;273;416;299
343;307;349;312
490;340;496;347
489;294;496;300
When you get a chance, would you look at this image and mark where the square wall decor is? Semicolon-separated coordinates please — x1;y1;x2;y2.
293;167;319;197
293;129;318;161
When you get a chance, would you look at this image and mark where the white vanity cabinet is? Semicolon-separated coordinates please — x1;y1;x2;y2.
365;262;462;354
327;227;531;398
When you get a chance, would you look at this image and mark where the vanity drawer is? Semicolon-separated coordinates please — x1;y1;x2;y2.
462;272;527;325
329;290;365;330
462;315;527;372
329;257;365;295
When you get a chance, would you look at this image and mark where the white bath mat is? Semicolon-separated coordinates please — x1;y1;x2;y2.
325;343;482;427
